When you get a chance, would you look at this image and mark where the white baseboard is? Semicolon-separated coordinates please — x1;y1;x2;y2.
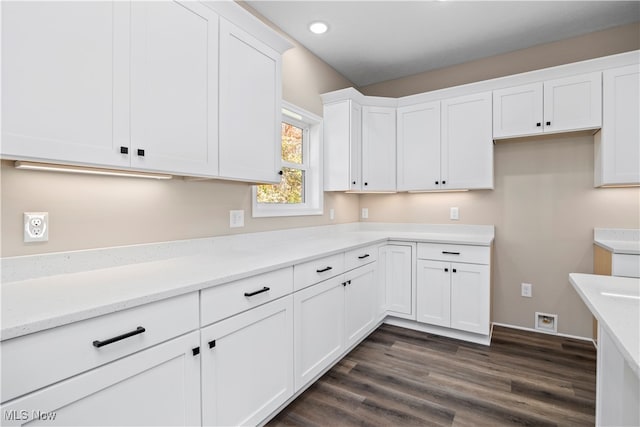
491;321;596;348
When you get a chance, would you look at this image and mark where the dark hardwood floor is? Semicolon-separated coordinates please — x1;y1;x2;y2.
268;324;596;427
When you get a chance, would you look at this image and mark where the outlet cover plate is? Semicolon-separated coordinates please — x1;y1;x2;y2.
361;208;369;219
24;212;49;242
229;210;244;228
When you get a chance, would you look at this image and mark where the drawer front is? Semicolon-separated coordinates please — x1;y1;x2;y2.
201;267;293;327
417;243;490;265
612;254;640;278
344;245;378;271
294;253;345;291
1;292;198;403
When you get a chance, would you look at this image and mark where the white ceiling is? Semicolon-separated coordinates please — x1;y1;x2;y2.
246;1;640;87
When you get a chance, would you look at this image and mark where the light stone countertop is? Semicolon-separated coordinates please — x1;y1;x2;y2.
1;223;494;341
594;228;640;255
569;273;640;376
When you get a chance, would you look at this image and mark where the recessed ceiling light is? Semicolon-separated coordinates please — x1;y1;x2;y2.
309;21;328;35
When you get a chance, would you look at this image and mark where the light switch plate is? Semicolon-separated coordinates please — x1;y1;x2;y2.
450;207;459;220
329;208;335;220
361;208;369;219
229;210;244;228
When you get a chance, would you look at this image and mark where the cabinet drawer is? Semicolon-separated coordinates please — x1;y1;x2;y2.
201;267;293;327
294;253;345;291
417;243;490;265
1;292;198;403
612;254;640;278
345;245;378;271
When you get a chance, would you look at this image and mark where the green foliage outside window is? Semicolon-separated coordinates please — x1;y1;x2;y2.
257;122;305;204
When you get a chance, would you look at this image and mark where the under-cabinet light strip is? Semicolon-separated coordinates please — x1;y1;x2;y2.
14;161;173;180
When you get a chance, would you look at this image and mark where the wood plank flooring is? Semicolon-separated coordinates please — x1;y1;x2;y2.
268;324;596;427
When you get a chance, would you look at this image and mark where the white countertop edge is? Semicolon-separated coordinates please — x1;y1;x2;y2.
2;226;495;341
569;273;640;377
593;239;640;255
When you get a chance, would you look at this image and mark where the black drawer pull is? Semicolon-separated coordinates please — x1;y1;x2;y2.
358;254;370;259
546;121;551;126
244;287;270;297
93;326;145;348
453;268;457;273
208;340;216;349
120;146;128;154
444;268;449;272
192;347;200;356
316;266;333;273
137;148;145;157
442;251;460;255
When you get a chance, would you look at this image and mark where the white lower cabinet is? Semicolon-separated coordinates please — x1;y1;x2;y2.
416;244;491;336
344;265;378;348
293;276;346;390
379;244;415;319
1;331;201;426
417;261;490;335
293;262;378;392
200;296;294;427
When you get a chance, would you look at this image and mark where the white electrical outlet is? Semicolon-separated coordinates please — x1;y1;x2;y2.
521;282;532;298
361;208;369;219
450;207;459;220
229;210;244;228
329;208;335;220
24;212;49;242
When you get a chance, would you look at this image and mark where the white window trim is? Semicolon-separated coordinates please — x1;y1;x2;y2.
252;101;323;218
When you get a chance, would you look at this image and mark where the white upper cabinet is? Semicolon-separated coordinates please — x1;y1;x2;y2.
361;106;396;191
493;72;602;139
492;83;543;139
323;100;396;192
218;18;282;183
441;92;494;190
544;72;601;133
323;100;362;191
595;64;640;187
396;102;441;191
1;1;131;168
130;1;219;176
2;1;290;182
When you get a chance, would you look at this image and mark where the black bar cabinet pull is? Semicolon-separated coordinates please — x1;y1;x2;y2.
120;146;128;154
316;266;333;273
244;286;270;297
93;326;146;348
536;122;541;127
358;254;370;259
137;148;145;157
442;251;460;255
208;340;216;349
546;121;551;126
444;268;449;272
192;347;200;356
453;268;457;273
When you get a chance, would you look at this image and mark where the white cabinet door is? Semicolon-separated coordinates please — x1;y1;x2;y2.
323;100;362;191
362;106;396;191
441;92;493;190
396;102;441;191
218;18;282;183
543;72;602;134
1;1;130;168
416;260;451;328
380;245;414;319
492;83;543;139
130;1;218;176
201;296;293;427
450;263;490;335
595;65;640;186
0;332;201;427
344;263;378;348
293;276;345;391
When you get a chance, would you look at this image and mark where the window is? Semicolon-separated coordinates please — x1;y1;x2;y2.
252;101;323;217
